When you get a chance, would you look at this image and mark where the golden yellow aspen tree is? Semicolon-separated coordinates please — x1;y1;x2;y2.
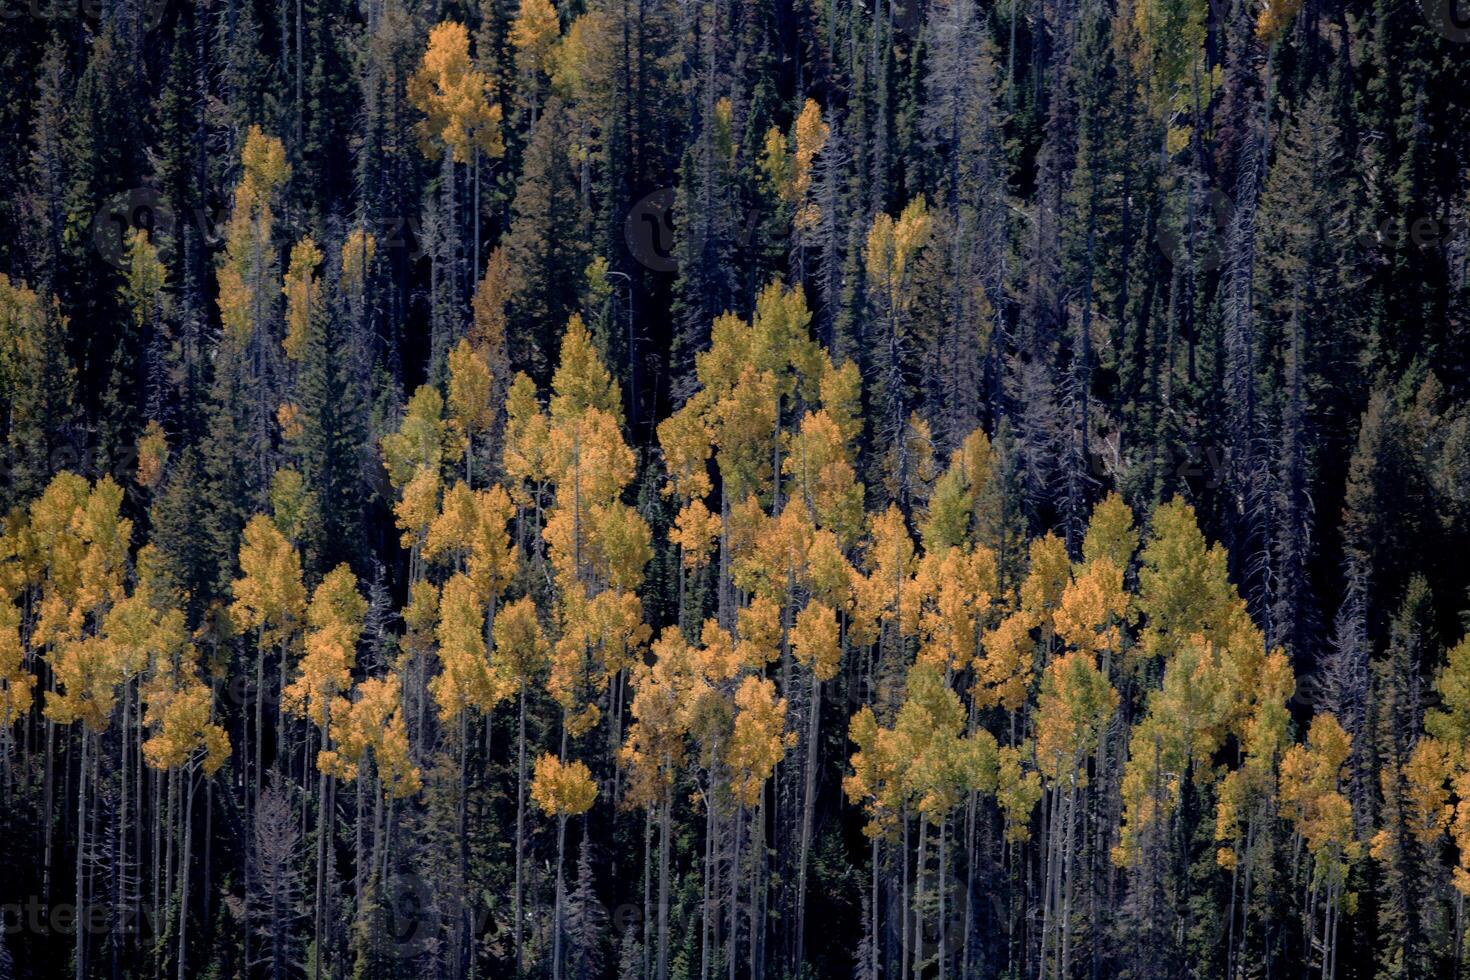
381;384;460;490
727;676;794;807
735;595;783;670
861;504;917;648
493;594;549;972
657;403;714;502
281;236;323;361
790;99;830;233
791;595;842;953
1428;635;1470;744
997;744;1043;842
1394;736;1453;851
284;564;367;731
1213;646;1293;980
425;480;479;572
41;476;155;980
531;752;598;980
1137;498;1251;662
1019;532;1070;659
0;592;32;729
339;226;375;306
711;366;779;502
844;705;909;836
1112;631;1235;868
135;420;168;491
804;529;855;612
321;674;422;799
284;563;367;978
470;247;512;361
1033;649;1119;979
510;0;561;119
393;466;441;582
619;627;709;980
550;312;622;425
430;573;507;724
139;639;229;980
672;499;721;570
1279;713;1357;976
792;601;842;683
217;127;290;347
761;99;829;235
448;338;495;486
467;485;520;606
1053;557;1130;661
409;21;505;163
1081;492;1138;572
785;409;864;544
230;515;308;796
913;546;994;674
727;674;796;976
819;357;863;450
550;588;648;738
543;405;640;591
892;663;998;979
141;669;229;775
503;372;553;556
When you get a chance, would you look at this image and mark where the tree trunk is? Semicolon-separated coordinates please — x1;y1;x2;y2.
795;673;821;971
554;812;568;980
75;727;88;980
658;785;672;980
177;762;196;980
515;686;528;975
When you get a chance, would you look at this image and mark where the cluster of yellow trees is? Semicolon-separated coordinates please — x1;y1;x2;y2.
13;238;1470;979
6;50;1470;977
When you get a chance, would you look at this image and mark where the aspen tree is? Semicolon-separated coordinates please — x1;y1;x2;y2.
216;127;290;346
39;476;130;980
448;339;496;486
864;198;932;503
139;639;229;980
381;384;462;491
1279;713;1356;975
494;595;550;974
282;236;323;362
410;20;506;328
1137;499;1250;662
1033;651;1118;979
1214;650;1294;976
510;0;560;123
231;514;308;804
284;564;367;980
621;628;709;980
531;753;598;980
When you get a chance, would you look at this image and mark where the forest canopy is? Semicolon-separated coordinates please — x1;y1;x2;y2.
0;0;1469;979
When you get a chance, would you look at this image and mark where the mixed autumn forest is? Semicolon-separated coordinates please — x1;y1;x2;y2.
2;0;1470;977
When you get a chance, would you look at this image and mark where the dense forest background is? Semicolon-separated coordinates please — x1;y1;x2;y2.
1;0;1470;977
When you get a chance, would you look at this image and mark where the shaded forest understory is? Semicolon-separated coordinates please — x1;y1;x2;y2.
2;0;1470;978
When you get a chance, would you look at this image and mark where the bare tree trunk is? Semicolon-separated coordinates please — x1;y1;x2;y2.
515;686;528;974
659;785;672;980
75;727;88;980
795;673;821;970
177;763;197;980
553;812;568;980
